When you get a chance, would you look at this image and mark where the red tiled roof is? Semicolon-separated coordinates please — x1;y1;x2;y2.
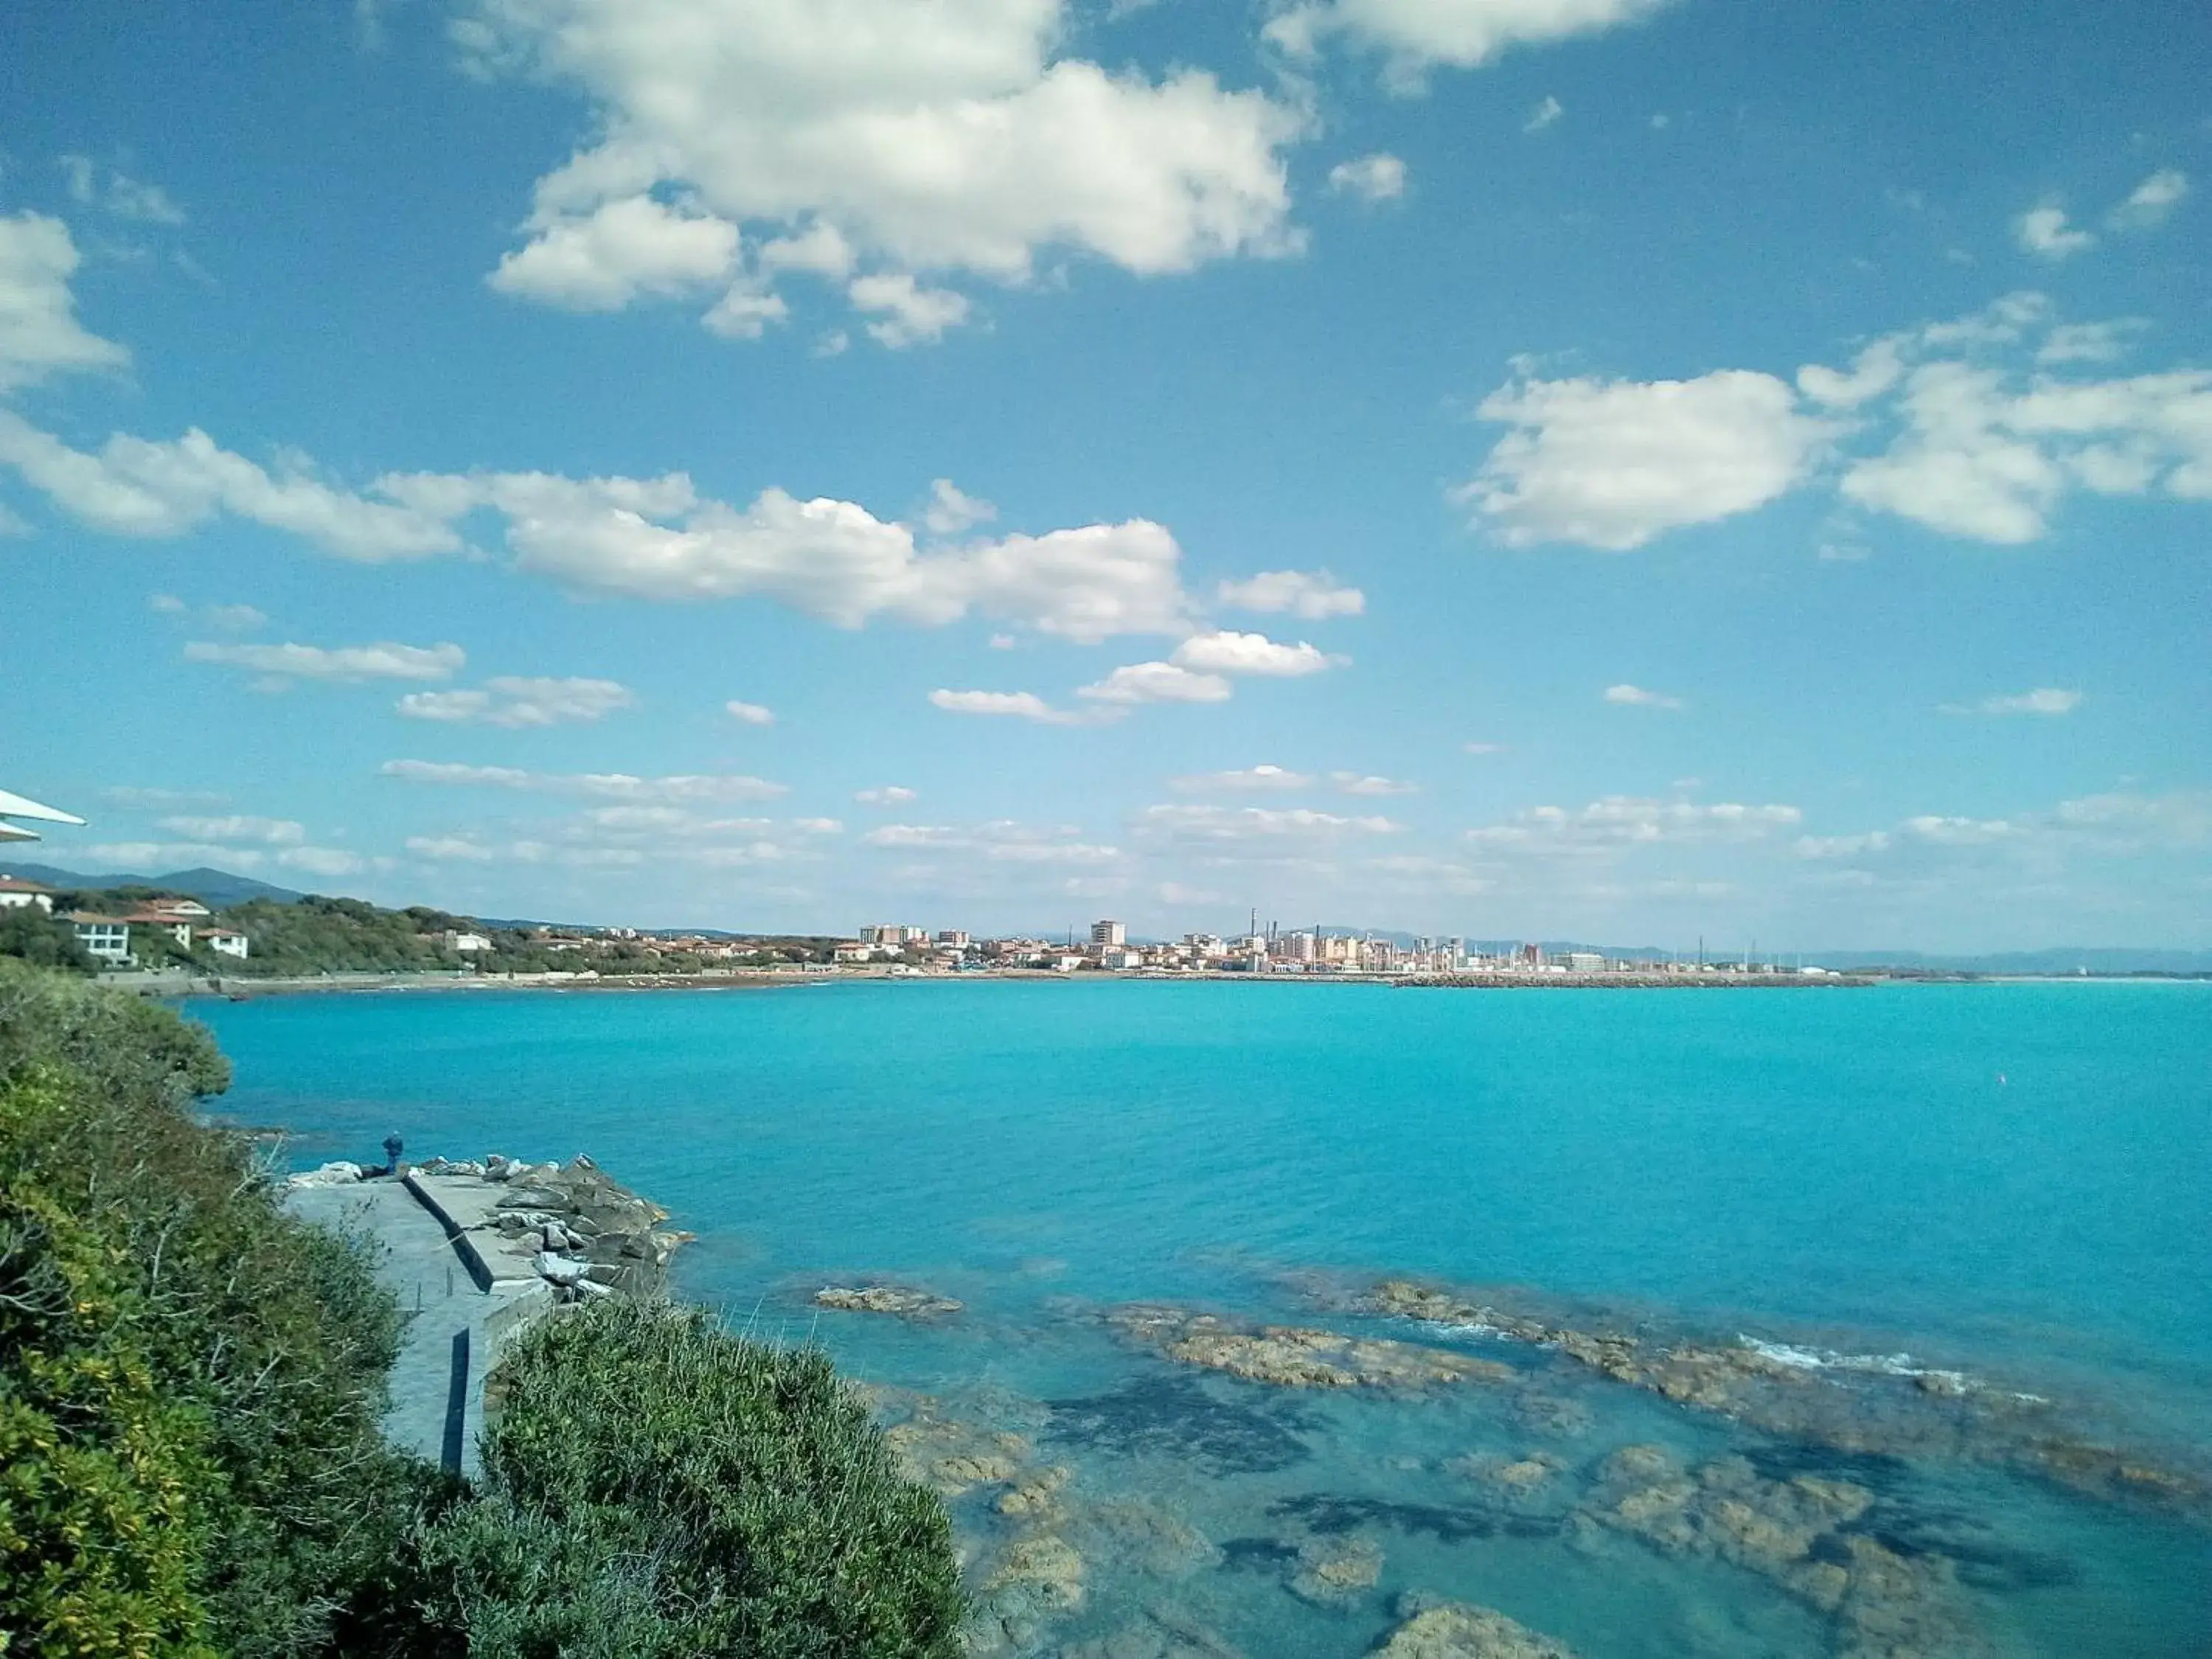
0;876;55;893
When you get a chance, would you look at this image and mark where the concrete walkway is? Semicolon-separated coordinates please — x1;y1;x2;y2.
286;1178;551;1478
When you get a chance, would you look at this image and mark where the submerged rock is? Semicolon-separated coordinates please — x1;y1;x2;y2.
1104;1304;1513;1391
884;1411;1032;1496
1056;1606;1243;1659
1288;1534;1383;1605
1582;1443;1986;1658
815;1284;966;1318
1338;1277;2209;1520
1371;1599;1581;1659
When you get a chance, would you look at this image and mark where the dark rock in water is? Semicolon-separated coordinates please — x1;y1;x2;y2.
1219;1537;1301;1572
1270;1493;1560;1544
1044;1374;1317;1475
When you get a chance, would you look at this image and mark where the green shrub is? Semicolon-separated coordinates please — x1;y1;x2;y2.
411;1298;966;1659
0;961;425;1658
0;905;96;975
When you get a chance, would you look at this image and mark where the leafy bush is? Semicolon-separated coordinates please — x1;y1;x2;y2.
0;905;95;974
411;1298;966;1659
0;961;426;1658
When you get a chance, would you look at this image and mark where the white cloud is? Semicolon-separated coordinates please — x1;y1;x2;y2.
2037;319;2146;366
2107;168;2188;231
1077;661;1234;704
407;835;502;863
1332;772;1416;795
1523;94;1562;133
1267;0;1672;83
0;212;130;391
855;785;919;805
921;478;996;535
928;687;1088;723
186;639;466;683
700;278;792;341
1169;629;1345;676
1216;568;1364;618
1797;790;2212;869
380;759;787;801
1941;686;2081;717
397;675;637;727
0;414;463;558
862;820;1120;865
1603;682;1683;709
58;156;187;225
80;841;265;872
375;470;1198;640
1794;832;1892;860
1475;293;2212;552
1466;796;1801;855
155;814;306;845
459;0;1304;341
1169;764;1312;793
488;194;740;310
1462;741;1505;754
1326;153;1405;201
849;274;971;349
725;699;776;726
1461;369;1832;549
275;846;367;878
1137;803;1402;841
1837;361;2212;542
2014;205;2093;260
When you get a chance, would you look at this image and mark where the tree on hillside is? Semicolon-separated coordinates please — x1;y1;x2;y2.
0;905;95;973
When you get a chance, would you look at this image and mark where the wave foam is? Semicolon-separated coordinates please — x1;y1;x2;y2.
1739;1335;1968;1390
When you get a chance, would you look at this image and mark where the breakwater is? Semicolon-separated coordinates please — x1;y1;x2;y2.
285;1152;686;1474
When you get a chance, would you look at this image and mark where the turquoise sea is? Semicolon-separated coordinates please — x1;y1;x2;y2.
198;980;2212;1658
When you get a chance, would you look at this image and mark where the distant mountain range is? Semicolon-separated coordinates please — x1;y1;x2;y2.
0;862;309;911
4;863;2205;973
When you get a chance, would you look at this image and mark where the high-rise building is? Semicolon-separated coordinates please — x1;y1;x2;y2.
1091;919;1126;947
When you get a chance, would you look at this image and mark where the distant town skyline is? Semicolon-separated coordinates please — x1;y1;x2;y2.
4;0;2207;950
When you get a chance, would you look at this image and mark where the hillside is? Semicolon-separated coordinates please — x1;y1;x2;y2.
1;861;307;909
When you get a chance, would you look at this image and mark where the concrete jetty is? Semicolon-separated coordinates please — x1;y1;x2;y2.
283;1153;686;1477
285;1177;550;1477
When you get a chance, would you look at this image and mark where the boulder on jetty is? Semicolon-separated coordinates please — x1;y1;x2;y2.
415;1151;689;1299
815;1284;965;1319
1105;1303;1512;1391
1371;1599;1581;1659
286;1160;366;1187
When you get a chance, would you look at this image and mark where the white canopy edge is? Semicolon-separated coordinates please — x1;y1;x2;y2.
0;788;86;826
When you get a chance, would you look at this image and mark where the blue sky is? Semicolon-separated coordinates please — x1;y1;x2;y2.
3;0;2207;950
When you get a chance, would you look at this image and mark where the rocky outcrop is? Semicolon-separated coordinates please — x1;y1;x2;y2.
1580;1444;1986;1659
1103;1304;1514;1391
1370;1599;1581;1659
1288;1534;1383;1605
815;1284;965;1319
1338;1278;2208;1516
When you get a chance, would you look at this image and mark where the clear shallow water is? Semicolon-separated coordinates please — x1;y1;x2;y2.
196;980;2212;1658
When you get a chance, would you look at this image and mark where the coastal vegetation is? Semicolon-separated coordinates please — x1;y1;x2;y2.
0;961;962;1657
6;882;843;978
